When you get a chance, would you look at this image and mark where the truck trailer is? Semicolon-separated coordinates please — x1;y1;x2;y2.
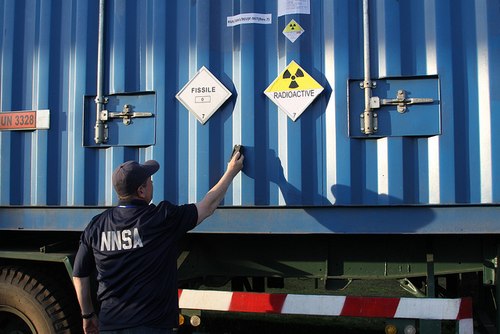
0;0;499;333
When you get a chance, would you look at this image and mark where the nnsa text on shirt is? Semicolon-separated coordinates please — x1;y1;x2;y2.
100;228;144;251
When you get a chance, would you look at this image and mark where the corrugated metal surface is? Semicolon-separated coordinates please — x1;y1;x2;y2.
0;0;499;209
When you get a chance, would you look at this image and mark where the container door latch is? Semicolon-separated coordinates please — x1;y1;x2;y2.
100;104;153;125
370;89;434;114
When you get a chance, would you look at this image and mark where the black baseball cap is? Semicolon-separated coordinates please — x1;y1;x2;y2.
112;160;160;197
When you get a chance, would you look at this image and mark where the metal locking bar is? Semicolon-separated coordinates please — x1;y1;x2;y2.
375;90;434;113
100;104;153;125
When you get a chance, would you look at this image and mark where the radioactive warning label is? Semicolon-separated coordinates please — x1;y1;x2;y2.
283;19;304;43
264;61;323;121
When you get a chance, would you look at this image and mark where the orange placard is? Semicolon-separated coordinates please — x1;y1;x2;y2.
0;111;37;130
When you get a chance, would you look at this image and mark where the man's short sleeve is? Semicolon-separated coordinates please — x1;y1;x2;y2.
162;202;198;240
72;232;95;277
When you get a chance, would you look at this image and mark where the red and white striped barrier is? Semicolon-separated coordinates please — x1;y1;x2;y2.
178;289;473;334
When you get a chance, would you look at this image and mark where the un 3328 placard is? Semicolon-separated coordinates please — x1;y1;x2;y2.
0;110;50;131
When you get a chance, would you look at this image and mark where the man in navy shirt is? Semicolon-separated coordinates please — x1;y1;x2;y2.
73;151;244;334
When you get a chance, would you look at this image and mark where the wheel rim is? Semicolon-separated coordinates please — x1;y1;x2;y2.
0;305;37;334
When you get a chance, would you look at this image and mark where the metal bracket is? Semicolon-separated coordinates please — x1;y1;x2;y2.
398;278;426;297
100;104;153;125
360;110;378;134
371;89;434;113
359;81;378;135
359;80;377;89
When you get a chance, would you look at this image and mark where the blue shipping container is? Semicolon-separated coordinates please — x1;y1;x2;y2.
0;0;499;233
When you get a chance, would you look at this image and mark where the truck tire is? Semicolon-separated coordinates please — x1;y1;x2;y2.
0;266;81;334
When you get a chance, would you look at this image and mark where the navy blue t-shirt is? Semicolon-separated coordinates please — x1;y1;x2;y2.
73;199;198;330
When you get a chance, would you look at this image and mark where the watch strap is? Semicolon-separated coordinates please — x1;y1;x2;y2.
82;311;95;319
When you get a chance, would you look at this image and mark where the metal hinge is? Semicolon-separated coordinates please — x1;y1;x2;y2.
100;104;153;125
370;89;434;113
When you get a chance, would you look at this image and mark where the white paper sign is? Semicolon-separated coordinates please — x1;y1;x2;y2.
278;0;310;17
227;13;272;27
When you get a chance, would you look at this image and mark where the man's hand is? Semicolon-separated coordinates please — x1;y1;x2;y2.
73;276;99;334
227;151;244;177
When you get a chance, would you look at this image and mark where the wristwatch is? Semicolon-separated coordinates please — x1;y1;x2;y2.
82;311;95;319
